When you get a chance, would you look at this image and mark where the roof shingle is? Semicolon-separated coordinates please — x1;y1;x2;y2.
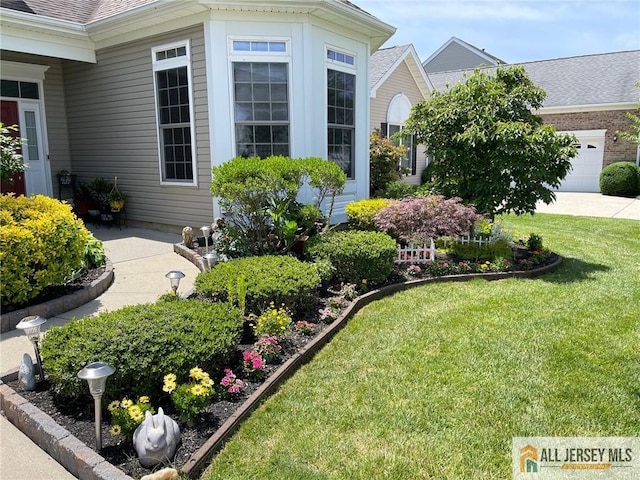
370;44;411;90
427;50;640;107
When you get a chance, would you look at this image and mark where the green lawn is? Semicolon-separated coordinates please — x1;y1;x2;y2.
203;214;640;479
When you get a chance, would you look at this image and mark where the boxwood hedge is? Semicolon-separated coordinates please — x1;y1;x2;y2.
194;255;320;317
599;161;640;197
307;230;397;285
41;299;243;401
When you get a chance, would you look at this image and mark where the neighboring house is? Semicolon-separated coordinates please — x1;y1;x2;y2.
370;44;432;187
0;0;395;229
427;50;640;193
422;36;504;74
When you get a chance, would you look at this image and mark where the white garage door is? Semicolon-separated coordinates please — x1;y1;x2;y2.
557;130;605;192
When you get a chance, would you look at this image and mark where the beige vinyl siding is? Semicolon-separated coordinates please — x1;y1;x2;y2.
424;42;491;73
63;25;212;231
370;61;427;186
0;52;71;198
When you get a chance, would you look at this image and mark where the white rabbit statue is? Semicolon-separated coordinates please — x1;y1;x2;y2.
133;407;181;468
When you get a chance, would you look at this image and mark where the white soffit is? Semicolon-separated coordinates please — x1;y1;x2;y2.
0;9;96;63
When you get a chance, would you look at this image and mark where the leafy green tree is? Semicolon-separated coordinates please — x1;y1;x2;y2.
369;128;406;197
616;82;639;144
403;66;577;217
1;123;27;184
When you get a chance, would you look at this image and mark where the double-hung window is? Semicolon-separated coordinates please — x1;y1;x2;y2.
152;41;195;183
326;48;356;178
231;39;290;158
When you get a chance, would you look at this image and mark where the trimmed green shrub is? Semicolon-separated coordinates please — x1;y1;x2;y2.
307;230;397;285
210;156;345;256
0;194;91;309
599;161;640;197
443;239;513;261
380;180;418;199
345;198;390;231
195;255;320;317
41;299;243;401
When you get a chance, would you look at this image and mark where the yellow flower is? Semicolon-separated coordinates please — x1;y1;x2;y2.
201;376;214;387
109;425;122;436
362;279;367;284
139;396;150;404
191;384;208;396
164;373;176;383
127;405;142;419
107;400;120;412
163;381;176;393
190;367;204;380
131;411;144;423
120;398;133;409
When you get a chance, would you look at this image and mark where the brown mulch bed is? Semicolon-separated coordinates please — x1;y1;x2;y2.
1;267;106;314
6;321;330;478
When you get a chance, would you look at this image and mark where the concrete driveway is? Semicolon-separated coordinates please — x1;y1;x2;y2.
535;192;639;220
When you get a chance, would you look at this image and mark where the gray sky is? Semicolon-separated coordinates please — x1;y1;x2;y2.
355;0;640;63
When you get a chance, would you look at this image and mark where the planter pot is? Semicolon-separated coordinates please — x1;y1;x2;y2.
75;199;91;215
109;200;125;210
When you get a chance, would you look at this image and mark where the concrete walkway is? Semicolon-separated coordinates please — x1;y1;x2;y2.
0;192;637;480
1;226;200;480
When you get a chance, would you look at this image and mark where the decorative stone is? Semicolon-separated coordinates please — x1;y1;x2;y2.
133;407;180;468
140;467;179;480
18;353;36;391
181;226;193;248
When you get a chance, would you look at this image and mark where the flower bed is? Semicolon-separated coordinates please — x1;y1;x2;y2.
2;240;561;480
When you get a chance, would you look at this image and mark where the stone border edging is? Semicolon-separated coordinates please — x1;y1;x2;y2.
179;253;563;478
173;243;206;271
0;253;562;480
1;259;115;333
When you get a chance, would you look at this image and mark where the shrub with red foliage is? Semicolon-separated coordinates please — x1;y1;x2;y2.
374;195;484;245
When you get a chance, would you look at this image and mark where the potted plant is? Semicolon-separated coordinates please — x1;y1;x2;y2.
74;182;94;216
107;176;127;211
107;190;126;211
56;169;73;185
86;177;113;212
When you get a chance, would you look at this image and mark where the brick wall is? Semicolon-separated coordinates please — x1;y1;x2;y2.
540;109;638;166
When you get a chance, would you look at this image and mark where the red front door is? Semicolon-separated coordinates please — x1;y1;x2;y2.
1;101;26;195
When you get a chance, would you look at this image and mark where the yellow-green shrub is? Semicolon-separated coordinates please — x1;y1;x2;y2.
0;194;90;309
345;198;390;230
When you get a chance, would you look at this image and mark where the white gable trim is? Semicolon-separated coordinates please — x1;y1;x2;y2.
422;36;498;69
371;44;432;99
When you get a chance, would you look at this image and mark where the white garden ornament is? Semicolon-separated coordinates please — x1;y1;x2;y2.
133;407;180;468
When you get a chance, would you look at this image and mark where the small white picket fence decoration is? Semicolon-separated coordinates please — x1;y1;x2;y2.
396;234;497;264
395;239;436;264
442;234;496;247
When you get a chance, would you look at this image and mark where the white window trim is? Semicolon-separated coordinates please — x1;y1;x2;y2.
152;40;197;186
325;45;357;179
325;45;356;69
228;36;293;158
